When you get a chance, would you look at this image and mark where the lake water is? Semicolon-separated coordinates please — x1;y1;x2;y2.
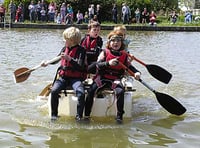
0;28;200;148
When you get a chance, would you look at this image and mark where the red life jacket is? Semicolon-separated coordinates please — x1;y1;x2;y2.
81;34;97;51
81;35;98;63
102;49;127;80
59;46;86;79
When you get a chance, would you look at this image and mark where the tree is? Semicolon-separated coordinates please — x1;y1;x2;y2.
3;0;179;21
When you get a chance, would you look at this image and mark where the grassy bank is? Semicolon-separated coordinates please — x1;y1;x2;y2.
102;15;200;27
1;15;200;31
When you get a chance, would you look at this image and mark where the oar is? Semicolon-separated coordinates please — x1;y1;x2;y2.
124;51;172;84
39;83;52;97
13;56;61;83
119;62;186;115
39;66;61;97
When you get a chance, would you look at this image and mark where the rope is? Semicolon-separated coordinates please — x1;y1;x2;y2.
105;90;116;116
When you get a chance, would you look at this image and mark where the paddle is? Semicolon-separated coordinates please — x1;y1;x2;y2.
124;51;172;84
39;83;52;97
119;62;186;115
14;56;61;83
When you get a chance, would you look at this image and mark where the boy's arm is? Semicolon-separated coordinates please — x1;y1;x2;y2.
126;58;140;73
96;50;108;69
50;46;66;65
126;60;141;80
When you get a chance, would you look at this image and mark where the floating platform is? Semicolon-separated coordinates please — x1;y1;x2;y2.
38;77;136;118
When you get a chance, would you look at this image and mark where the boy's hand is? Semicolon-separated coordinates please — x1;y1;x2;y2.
134;72;141;80
61;52;71;61
40;60;48;67
108;58;119;66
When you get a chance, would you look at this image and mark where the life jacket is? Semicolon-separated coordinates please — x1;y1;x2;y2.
81;35;97;51
81;35;98;63
59;46;87;79
101;48;127;80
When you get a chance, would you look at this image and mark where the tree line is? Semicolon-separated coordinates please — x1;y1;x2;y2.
3;0;179;21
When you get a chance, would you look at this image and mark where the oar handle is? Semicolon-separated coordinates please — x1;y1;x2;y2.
119;62;155;92
138;79;155;93
118;62;135;78
128;54;146;66
32;56;61;71
122;51;147;66
45;56;61;65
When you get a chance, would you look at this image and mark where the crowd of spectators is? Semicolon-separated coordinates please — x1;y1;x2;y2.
0;1;199;25
0;3;6;22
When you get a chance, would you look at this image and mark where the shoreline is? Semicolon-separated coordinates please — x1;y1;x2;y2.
1;22;200;31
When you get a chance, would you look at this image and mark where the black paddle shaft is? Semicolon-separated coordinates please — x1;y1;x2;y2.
118;62;186;115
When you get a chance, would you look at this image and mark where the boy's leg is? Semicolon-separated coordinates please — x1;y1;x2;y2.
114;85;125;124
72;80;85;121
84;82;98;117
51;78;66;119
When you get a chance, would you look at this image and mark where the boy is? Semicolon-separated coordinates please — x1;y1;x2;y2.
113;25;130;52
81;21;103;74
84;30;141;124
42;27;87;122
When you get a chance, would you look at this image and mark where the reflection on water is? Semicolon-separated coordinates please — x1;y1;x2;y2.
1;28;200;147
152;116;185;129
149;132;177;146
148;116;185;146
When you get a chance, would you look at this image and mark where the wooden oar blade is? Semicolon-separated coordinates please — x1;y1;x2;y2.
39;83;52;97
155;91;186;115
146;64;172;84
14;67;30;83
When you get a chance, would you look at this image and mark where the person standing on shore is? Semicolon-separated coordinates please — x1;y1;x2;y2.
185;11;192;23
96;4;101;24
9;0;16;22
121;3;131;24
141;7;149;24
40;6;46;22
66;3;74;24
135;8;140;23
47;1;56;22
84;11;89;23
28;0;36;22
112;3;118;24
0;3;5;23
59;2;66;24
35;0;42;21
88;4;94;23
168;10;178;24
76;10;83;24
15;4;23;22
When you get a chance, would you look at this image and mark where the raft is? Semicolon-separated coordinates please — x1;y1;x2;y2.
40;77;136;118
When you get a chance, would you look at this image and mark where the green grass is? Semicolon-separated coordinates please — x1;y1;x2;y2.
21;15;200;27
155;15;200;26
